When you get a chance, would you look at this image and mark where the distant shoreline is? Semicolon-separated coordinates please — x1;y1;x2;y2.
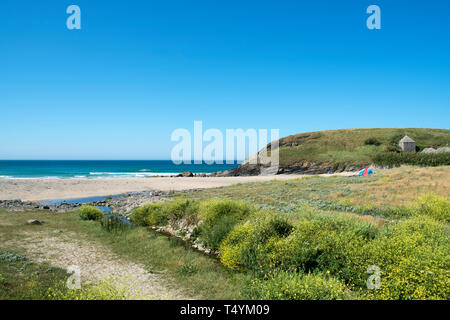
0;173;202;179
0;160;241;179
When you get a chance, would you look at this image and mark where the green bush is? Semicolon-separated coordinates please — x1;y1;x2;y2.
129;205;150;226
384;144;402;153
221;206;449;300
198;200;254;250
130;199;200;227
344;216;450;300
79;206;104;221
145;203;169;226
413;194;450;222
199;215;240;250
199;199;253;223
221;212;378;275
165;198;199;223
267;217;375;276
242;271;354;300
268;217;294;237
364;137;381;146
220;216;295;272
129;203;167;226
372;152;450;167
220;224;254;270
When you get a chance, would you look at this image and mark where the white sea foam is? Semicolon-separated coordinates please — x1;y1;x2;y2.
0;176;64;180
89;172;179;177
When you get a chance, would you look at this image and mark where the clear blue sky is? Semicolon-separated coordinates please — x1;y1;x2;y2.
1;0;449;160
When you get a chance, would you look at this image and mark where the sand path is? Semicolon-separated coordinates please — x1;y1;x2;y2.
9;230;189;299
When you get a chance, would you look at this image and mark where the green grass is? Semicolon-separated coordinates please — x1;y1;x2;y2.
176;175;390;218
0;251;70;299
0;208;248;300
271;128;450;170
0;252;141;300
175;168;450;222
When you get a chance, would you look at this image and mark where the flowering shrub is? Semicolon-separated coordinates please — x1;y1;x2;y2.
219;224;254;270
347;216;450;300
413;194;450;222
243;271;354;300
198;200;254;250
221;207;449;300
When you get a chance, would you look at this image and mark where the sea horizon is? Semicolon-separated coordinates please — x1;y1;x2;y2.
0;160;241;179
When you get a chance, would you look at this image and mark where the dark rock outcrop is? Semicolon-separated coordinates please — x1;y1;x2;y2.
177;171;194;177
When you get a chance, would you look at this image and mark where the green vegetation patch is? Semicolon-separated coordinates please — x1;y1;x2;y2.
79;205;104;221
275;128;450;169
243;271;355;300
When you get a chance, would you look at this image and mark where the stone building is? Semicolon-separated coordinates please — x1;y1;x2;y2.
399;135;416;153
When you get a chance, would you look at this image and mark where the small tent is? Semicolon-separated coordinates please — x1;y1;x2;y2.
359;168;373;176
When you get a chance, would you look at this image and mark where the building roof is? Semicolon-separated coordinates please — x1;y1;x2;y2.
399;135;415;143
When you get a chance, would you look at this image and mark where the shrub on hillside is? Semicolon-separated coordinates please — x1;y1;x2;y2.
242;271;354;300
79;206;104;221
384;144;402;153
198;200;254;250
364;137;381;146
372;152;450;167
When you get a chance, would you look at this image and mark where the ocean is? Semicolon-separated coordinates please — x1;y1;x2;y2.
0;160;240;179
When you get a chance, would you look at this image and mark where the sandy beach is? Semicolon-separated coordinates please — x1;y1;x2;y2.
0;173;361;202
0;175;297;201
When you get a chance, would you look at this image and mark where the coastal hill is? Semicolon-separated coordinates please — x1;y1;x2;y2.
228;128;450;175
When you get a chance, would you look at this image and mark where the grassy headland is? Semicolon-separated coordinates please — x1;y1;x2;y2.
232;128;450;174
